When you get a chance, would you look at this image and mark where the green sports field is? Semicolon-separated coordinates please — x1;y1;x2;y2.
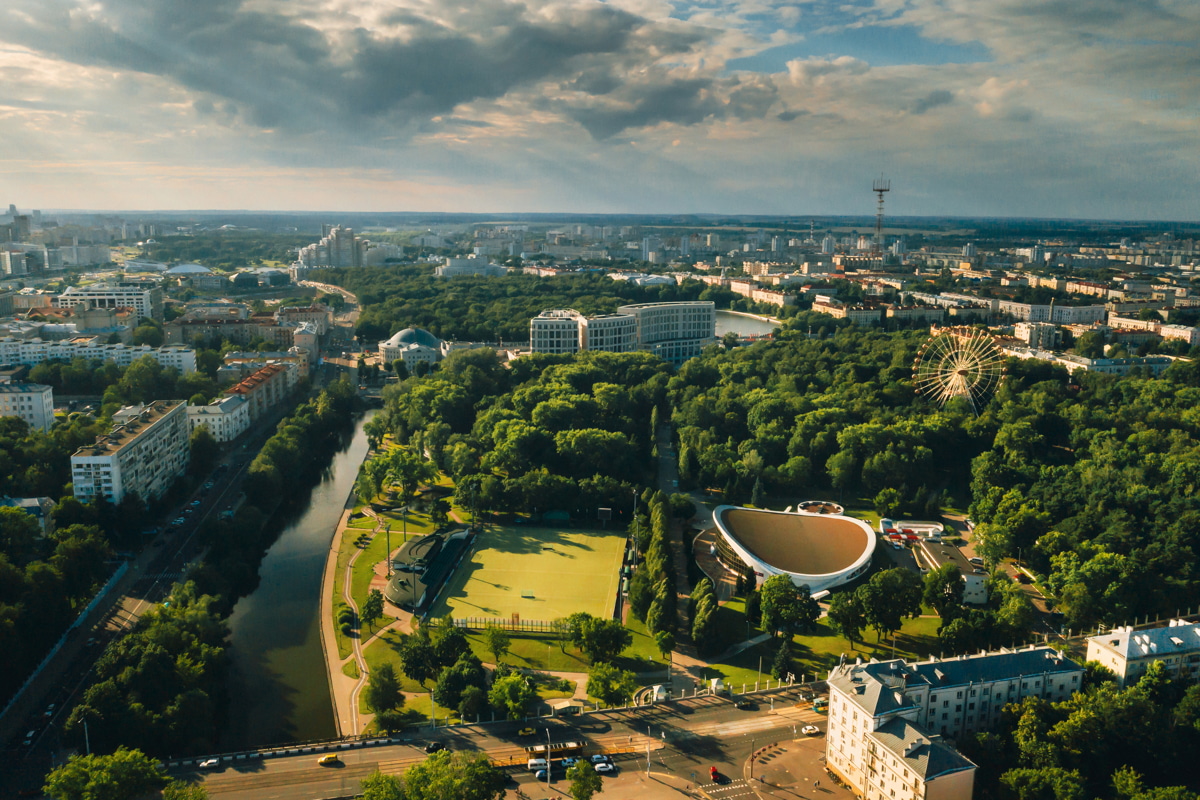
430;526;626;622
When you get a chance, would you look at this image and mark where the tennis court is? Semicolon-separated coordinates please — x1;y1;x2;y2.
429;525;626;622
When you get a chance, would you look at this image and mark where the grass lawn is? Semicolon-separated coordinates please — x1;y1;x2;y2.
342;660;360;679
430;525;625;623
466;631;588;672
703;615;942;689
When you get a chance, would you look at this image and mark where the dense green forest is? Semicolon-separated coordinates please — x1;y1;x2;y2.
370;348;671;517
320;267;780;343
141;232;313;270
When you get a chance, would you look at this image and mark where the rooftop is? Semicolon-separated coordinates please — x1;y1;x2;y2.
1088;619;1200;660
0;381;51;394
869;718;976;781
715;506;873;576
72;400;184;459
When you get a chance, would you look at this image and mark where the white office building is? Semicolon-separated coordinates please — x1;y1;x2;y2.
71;401;190;505
1085;619;1200;686
56;284;163;321
827;647;1083;800
187;395;250;444
530;310;585;355
617;301;716;364
434;256;507;277
0;382;55;431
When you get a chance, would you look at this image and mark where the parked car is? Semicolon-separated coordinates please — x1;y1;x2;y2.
43;704;55;718
22;730;36;747
802;725;821;736
590;754;611;765
969;557;984;565
891;542;903;550
562;757;579;767
594;762;616;774
534;769;550;780
710;766;721;782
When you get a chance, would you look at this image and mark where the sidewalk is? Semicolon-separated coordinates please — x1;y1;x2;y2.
510;769;698;800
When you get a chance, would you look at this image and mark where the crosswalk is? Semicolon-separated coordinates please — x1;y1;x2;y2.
699;778;756;799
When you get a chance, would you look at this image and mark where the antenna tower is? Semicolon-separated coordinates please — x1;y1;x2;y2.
872;174;891;251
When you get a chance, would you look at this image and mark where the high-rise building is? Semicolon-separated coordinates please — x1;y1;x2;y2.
71;401;190;505
297;225;366;268
822;235;835;255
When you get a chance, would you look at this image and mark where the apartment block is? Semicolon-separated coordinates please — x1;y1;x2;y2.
826;647;1083;800
71;401;190;504
187;395;250;444
0;381;55;431
223;363;296;421
1085;619;1200;686
0;338;196;373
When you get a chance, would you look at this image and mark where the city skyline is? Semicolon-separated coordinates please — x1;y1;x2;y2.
1;0;1197;219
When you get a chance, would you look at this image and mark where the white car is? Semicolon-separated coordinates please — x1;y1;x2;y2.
802;725;821;736
595;762;616;774
198;758;219;769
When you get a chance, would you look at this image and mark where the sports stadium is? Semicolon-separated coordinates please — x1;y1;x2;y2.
712;505;874;594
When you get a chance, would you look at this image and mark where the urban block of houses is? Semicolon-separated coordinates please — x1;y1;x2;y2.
826;646;1084;800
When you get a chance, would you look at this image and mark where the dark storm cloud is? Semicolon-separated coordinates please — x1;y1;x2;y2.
909;89;953;114
567;74;780;139
1;0;732;136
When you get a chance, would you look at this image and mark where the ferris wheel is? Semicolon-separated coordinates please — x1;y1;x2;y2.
913;327;1005;413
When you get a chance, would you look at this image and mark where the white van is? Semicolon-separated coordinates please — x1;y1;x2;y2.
528;758;548;771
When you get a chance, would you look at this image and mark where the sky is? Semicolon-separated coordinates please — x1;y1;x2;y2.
1;0;1198;219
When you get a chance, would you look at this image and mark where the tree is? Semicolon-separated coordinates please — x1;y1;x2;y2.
826;590;867;649
488;674;536;720
362;589;385;631
433;653;484;711
398;633;438;686
1000;767;1086;800
364;663;403;713
132;323;164;347
859;568;923;641
654;630;675;662
359;771;407;800
759;575;818;637
162;782;209;800
187;425;220;478
458;684;488;720
628;570;654;621
567;758;604;800
771;637;794;680
433;623;471;667
586;661;638;707
403;750;505;800
873;487;903;518
44;748;166;800
923;564;965;624
483;626;511;664
577;617;633;663
386;447;439;502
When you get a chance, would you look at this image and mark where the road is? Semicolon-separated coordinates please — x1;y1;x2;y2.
186;689;825;800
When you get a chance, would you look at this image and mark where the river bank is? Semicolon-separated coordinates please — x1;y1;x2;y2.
220;410;374;750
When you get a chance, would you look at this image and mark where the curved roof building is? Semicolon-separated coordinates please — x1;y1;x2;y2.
712;505;874;594
379;327;443;366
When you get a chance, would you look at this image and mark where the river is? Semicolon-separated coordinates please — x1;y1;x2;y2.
716;309;780;337
221;410;375;750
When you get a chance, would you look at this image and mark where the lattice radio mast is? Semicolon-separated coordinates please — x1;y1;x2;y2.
872;174;891;251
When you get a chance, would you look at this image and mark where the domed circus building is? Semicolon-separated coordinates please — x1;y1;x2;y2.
378;327;443;370
711;505;874;594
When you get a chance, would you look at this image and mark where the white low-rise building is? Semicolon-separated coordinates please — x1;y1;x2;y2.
187;396;250;444
56;284;163;321
0;381;55;431
1085;619;1200;686
71;401;190;505
0;338;196;373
